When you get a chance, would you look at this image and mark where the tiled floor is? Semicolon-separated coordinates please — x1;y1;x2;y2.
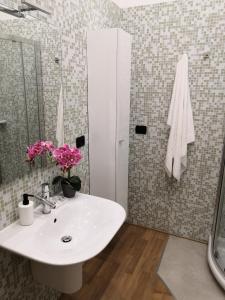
159;236;225;300
61;223;174;300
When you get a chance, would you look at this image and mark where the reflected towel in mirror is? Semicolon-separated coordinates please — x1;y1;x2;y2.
56;85;64;147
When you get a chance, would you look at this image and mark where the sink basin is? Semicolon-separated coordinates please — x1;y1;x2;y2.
0;193;126;293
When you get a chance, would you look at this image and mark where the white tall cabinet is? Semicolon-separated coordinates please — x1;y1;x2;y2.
87;28;131;213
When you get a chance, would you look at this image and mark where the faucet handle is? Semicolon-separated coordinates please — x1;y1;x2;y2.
41;183;49;196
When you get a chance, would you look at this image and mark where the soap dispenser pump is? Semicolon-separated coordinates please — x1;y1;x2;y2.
18;194;34;226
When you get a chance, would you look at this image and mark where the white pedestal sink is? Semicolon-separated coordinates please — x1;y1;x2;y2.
0;193;126;294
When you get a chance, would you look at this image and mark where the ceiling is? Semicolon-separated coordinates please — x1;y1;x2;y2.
111;0;176;8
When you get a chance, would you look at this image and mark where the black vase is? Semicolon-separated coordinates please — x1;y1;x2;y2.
61;181;76;198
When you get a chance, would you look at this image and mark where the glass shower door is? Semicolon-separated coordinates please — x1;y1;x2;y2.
213;152;225;272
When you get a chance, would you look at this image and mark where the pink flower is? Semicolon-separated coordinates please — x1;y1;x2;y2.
26;141;82;174
27;140;54;162
52;144;82;172
40;141;55;152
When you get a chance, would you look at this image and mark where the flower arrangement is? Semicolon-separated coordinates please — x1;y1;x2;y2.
27;140;55;162
27;141;82;197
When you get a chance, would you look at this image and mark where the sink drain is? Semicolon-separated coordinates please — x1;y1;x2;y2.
61;235;72;243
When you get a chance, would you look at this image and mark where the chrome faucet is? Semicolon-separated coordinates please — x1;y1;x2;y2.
33;194;56;214
24;183;56;214
40;183;54;214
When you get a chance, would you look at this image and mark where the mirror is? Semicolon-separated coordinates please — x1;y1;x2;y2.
0;9;62;184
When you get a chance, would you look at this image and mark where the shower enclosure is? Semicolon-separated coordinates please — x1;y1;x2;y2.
208;141;225;289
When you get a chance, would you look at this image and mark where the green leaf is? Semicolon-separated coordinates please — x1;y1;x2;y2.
68;176;81;191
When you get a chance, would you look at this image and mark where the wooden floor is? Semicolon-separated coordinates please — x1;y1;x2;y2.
61;223;174;300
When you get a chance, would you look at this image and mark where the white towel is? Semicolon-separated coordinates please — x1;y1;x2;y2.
165;54;195;181
56;85;64;147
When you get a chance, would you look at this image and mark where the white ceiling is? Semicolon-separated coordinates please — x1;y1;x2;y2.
111;0;176;8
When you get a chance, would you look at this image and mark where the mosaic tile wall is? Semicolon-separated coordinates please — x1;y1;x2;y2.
2;0;225;298
0;0;121;299
120;0;225;242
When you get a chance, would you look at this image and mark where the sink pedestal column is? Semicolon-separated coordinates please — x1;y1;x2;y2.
31;261;83;294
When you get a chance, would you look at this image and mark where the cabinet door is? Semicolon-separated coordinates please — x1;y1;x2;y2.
116;30;132;213
87;29;117;201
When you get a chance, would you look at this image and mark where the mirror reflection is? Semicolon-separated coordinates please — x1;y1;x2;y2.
0;11;62;185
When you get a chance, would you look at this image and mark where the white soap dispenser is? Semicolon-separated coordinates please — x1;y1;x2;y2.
18;194;34;226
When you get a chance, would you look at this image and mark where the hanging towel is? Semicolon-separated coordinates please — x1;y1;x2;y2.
56;85;64;147
165;54;195;181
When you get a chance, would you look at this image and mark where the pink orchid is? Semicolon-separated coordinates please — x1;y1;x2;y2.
40;141;55;152
52;144;82;172
26;141;82;176
27;140;54;162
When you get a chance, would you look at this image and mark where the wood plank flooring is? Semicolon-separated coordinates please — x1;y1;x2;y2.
60;223;174;300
